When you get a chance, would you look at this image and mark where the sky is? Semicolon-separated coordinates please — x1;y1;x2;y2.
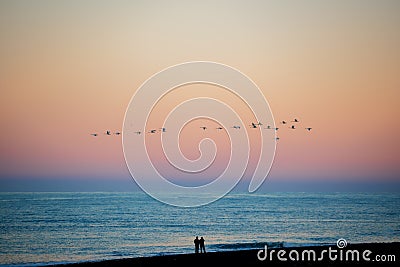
0;0;399;192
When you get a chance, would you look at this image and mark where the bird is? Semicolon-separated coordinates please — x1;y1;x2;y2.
90;133;98;137
134;131;141;135
250;123;257;128
265;125;271;129
216;127;223;130
274;127;279;131
305;127;312;131
275;137;280;141
160;128;166;132
290;125;296;129
232;125;241;129
114;132;121;135
200;126;207;130
292;118;299;123
105;130;111;135
148;129;156;134
281;121;287;124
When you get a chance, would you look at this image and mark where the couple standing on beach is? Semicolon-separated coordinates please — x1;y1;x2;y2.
194;236;206;253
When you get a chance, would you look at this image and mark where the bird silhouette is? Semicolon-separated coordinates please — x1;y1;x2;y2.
91;115;314;141
265;126;279;130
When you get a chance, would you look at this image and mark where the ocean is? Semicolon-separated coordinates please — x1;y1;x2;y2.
0;192;399;266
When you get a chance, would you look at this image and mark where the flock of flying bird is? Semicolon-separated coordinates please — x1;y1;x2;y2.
90;118;312;141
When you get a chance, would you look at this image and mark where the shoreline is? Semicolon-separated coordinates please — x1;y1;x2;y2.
51;242;399;267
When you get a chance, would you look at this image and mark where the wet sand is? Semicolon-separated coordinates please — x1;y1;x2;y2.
56;242;399;267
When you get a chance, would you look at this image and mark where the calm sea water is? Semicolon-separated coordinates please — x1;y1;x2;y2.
0;192;399;266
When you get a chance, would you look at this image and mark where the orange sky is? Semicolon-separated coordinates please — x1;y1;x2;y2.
1;1;399;189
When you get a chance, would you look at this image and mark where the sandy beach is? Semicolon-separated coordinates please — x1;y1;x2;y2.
54;242;399;267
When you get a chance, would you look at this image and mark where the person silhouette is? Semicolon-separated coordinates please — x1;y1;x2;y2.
199;237;206;253
194;236;200;253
